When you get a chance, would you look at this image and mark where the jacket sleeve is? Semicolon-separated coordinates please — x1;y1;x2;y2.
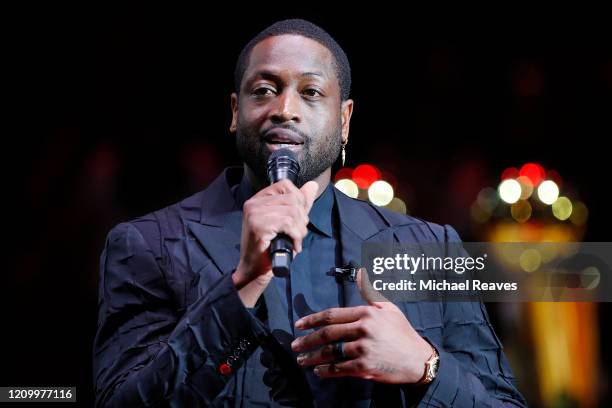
93;222;268;407
406;225;527;408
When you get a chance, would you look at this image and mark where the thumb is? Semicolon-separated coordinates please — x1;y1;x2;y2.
357;267;391;306
300;181;319;213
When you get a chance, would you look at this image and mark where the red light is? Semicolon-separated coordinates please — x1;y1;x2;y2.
334;167;354;182
519;163;546;186
352;164;380;189
501;167;519;180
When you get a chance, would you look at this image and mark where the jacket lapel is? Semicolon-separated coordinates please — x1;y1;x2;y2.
334;187;398;308
334;188;411;406
187;221;241;276
186;168;243;287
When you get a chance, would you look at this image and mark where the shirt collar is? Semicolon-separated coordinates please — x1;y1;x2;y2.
233;173;334;238
307;182;334;238
233;172;255;210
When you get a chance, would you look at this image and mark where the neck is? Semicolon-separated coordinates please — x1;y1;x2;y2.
243;164;331;199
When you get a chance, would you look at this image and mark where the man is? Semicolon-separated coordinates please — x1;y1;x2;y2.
93;19;526;407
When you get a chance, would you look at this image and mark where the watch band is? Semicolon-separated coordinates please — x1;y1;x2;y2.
415;342;440;385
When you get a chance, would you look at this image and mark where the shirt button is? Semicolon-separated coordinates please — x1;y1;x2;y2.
218;362;232;375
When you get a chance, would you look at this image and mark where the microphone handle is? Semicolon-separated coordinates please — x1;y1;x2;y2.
266;150;300;277
271;233;292;277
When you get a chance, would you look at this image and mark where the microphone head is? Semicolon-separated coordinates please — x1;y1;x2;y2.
268;148;297;163
267;148;300;185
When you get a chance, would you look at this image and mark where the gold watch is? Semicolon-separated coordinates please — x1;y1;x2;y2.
416;343;440;385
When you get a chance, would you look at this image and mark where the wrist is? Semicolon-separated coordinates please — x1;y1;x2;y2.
232;263;252;289
232;270;247;290
233;268;273;308
414;340;440;386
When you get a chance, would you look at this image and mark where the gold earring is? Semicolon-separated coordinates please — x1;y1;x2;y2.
341;140;348;166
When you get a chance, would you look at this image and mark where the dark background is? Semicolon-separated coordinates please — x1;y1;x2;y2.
5;4;611;406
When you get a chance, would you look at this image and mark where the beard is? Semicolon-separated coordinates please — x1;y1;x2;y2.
235;120;342;188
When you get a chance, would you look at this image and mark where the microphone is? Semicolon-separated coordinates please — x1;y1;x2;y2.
326;261;360;282
266;148;300;277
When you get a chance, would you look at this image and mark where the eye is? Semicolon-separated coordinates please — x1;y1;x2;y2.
251;87;276;98
302;88;323;98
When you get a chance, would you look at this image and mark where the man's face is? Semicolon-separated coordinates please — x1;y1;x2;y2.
231;34;353;187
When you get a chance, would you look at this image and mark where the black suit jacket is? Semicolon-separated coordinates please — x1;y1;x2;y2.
93;167;526;407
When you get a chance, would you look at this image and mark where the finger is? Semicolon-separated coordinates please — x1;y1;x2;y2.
296;344;337;367
291;321;363;352
357;267;390;305
313;358;372;379
247;190;306;210
253;215;308;253
248;204;309;229
300;181;319;213
295;306;369;330
257;179;300;198
297;340;362;367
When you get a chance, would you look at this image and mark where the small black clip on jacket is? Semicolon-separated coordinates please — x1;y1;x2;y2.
326;262;360;283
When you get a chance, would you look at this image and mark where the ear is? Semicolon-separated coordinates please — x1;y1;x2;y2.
340;99;354;144
229;93;239;133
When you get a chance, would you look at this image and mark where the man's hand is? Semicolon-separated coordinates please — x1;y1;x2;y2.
291;268;433;384
232;179;319;307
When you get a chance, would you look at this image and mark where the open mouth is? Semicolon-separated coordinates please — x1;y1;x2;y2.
265;140;303;146
263;128;305;152
263;128;305;148
264;141;304;152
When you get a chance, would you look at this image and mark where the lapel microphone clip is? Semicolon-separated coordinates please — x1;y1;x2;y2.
326;263;359;283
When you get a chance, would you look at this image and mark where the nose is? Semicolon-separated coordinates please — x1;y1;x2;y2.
270;89;301;123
